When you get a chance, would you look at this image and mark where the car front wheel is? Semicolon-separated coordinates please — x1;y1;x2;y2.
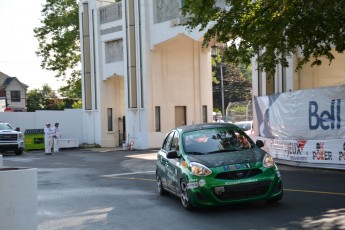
180;179;194;210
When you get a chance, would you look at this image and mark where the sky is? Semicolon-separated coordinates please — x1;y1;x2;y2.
0;0;67;91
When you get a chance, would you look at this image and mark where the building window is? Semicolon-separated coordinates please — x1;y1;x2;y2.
281;65;286;93
202;105;207;123
175;106;186;127
92;10;98;110
266;70;275;95
105;39;123;63
257;52;262;96
11;91;20;102
82;4;92;110
153;0;180;24
99;3;122;24
258;71;262;96
107;108;113;131
155;106;161;132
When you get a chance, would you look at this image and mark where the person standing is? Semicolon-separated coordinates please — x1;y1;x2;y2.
53;122;61;153
44;123;54;155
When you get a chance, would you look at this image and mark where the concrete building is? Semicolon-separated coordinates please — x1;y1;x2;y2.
252;48;345;96
79;0;213;149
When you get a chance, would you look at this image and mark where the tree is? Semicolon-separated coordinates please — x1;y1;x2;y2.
58;77;81;99
33;0;80;88
26;89;44;112
182;1;345;72
42;84;56;99
26;84;65;111
213;63;252;112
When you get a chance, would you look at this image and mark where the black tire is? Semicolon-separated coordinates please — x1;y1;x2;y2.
156;173;167;196
180;179;194;210
15;149;23;155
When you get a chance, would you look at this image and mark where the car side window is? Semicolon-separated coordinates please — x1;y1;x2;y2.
162;131;174;151
170;131;179;151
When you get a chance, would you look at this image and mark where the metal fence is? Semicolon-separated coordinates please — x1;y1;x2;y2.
226;100;253;123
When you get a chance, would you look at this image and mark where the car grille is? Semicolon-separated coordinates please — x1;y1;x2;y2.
212;180;271;201
215;169;263;180
0;134;18;141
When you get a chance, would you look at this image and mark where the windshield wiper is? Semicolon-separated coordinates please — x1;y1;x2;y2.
185;151;205;155
208;149;238;154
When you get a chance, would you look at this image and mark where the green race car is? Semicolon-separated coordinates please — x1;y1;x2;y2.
156;123;283;210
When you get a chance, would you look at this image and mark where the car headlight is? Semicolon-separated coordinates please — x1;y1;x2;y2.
190;162;212;176
263;154;275;168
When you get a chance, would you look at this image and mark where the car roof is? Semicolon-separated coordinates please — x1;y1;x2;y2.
175;123;239;133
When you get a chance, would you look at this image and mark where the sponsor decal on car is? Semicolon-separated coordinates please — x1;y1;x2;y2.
223;163;251;172
157;160;166;172
224;178;258;185
187;182;199;189
181;161;188;168
186;179;203;189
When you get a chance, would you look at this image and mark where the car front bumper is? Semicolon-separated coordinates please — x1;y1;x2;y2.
185;167;283;208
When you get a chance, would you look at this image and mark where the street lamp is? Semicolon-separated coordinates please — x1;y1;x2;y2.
211;45;219;57
211;45;225;118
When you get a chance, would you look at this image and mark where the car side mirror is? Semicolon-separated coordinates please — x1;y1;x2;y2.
15;127;20;132
256;140;264;148
166;150;180;159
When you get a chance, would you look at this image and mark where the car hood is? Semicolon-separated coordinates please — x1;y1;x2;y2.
186;148;266;168
0;130;18;134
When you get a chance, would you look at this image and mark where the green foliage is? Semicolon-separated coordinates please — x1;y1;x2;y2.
45;98;66;110
26;84;64;111
231;105;247;113
58;77;82;99
42;84;56;99
26;89;44;112
34;0;80;80
182;0;345;72
72;99;82;109
240;64;252;80
213;62;252;112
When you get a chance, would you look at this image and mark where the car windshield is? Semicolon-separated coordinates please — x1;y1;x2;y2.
235;122;251;131
0;123;14;131
182;128;253;155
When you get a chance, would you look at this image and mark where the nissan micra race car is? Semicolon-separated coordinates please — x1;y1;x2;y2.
156;123;283;210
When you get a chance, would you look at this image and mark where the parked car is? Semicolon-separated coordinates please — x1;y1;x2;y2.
0;122;24;155
235;120;254;135
156;123;283;210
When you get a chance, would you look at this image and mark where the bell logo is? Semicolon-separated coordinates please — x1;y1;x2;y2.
309;99;341;130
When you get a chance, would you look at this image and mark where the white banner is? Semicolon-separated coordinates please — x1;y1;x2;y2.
257;138;345;165
254;85;345;140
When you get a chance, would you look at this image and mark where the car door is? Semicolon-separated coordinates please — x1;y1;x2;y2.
165;131;181;194
157;131;175;192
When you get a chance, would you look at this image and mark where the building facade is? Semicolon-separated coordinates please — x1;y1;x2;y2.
0;72;28;112
79;0;213;149
252;48;345;96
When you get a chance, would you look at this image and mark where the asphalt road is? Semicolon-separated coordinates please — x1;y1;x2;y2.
2;148;345;230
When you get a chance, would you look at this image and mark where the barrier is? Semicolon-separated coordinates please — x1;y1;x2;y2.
0;167;37;230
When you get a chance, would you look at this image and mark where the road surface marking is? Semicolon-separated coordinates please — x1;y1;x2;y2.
285;189;345;196
103;175;345;196
101;171;155;178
